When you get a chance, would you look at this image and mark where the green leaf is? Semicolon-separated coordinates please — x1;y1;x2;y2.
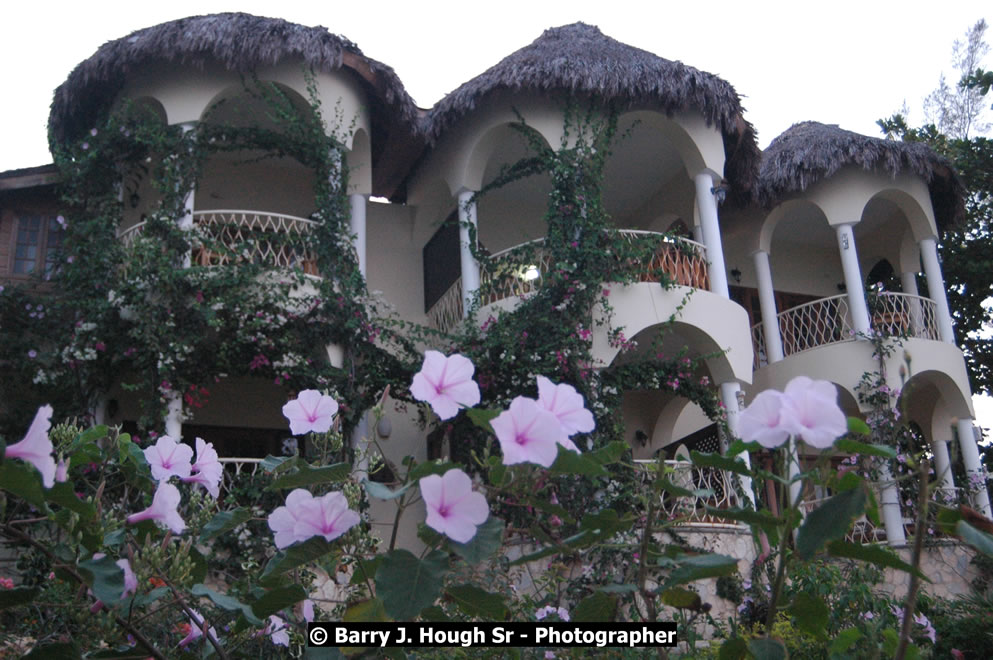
260;455;294;472
363;479;414;500
835;437;896;459
267;462;351;490
748;638;787;660
0;586;39;609
103;528;127;547
129;586;169;610
188;545;207;584
349;556;383;585
251;584;308;619
829;627;864;654
660;588;702;610
796;488;865;560
47;482;96;517
718;637;749;660
451;517;505;564
466;408;501;433
662;553;739;590
690;451;750;476
550;446;608;477
199;508;252;543
788;592;828;636
408;460;460;482
587;441;628;465
22;642;81;659
446;584;508;620
703;507;782;534
78;555;124;606
956;520;993;557
375;549;448;620
846;416;872;436
579;508;632;540
191;583;263;625
572;591;617;622
726;439;761;456
0;460;49;511
655;477;713;499
935;505;963;536
261;537;339;585
827;541;928;580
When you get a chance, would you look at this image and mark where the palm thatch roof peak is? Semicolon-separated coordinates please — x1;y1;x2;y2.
759;121;964;228
424;22;760;200
48;12;419;144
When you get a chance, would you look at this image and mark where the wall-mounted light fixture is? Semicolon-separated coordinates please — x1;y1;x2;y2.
711;182;730;205
837;282;847;293
634;429;649;447
730;267;742;284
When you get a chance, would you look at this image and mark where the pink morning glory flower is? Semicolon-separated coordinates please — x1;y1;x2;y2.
491;397;562;467
4;404;56;488
419;469;490;543
536;376;594;451
739;390;791;449
89;555;138;611
410;351;481;420
178;609;217;648
282;390;338;435
780;376;847;449
267;488;359;549
143;436;193;482
266;616;289;647
299;599;315;622
126;482;186;534
180;437;223;498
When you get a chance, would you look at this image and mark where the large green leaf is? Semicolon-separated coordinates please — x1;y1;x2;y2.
199;508;252;543
0;586;39;610
788;593;828;637
660;588;702;610
191;583;262;625
662;553;738;590
718;637;749;660
572;591;617;622
375;549;448;620
0;460;49;511
78;554;124;605
451;517;505;564
408;460;460;482
748;638;787;660
446;584;508;620
22;642;81;659
846;417;872;436
835;437;896;459
267;462;351;490
957;520;993;557
689;451;751;476
251;584;308;619
260;455;294;472
466;408;500;433
261;537;340;585
827;541;928;579
363;479;414;500
830;627;864;654
796;488;865;560
550;447;608;476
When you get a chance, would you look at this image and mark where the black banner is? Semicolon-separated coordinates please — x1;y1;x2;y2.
307;622;677;648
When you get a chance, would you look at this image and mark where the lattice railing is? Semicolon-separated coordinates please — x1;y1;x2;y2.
751;322;767;370
617;231;709;289
217;457;264;497
427;278;464;334
117;221;147;249
871;292;939;341
479;238;552;307
777;294;853;357
192;211;319;273
635;459;740;525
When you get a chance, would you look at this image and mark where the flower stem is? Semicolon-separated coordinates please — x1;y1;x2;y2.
895;459;929;660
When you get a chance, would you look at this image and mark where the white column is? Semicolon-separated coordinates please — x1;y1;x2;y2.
878;462;908;546
900;271;925;336
349;193;367;278
931;437;956;500
178;122;197;268
92;395;108;426
694;172;729;298
165;393;183;440
920;238;956;344
752;250;784;363
957;418;992;516
352;415;370;482
835;223;871;336
720;381;755;506
457;189;481;317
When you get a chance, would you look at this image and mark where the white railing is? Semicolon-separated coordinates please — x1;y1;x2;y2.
871;292;939;341
635;459;740;525
217;457;264;497
427;278;464;334
117;221;148;249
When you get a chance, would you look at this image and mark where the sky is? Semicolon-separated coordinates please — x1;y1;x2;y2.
3;0;993;429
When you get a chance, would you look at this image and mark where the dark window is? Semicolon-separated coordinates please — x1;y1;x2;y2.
13;214;64;277
422;212;461;312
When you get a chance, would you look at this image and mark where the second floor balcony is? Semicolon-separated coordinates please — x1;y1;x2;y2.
427;230;710;333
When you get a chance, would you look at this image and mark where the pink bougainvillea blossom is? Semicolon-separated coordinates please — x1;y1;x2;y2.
127;482;185;534
143;436;193;482
780;376;848;449
181;437;223;498
536;376;595;441
410;351;481;420
267;488;359;549
491;397;562;467
419;469;489;543
282;390;338;435
4;404;56;488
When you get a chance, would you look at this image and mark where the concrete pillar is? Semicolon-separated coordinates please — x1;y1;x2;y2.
752;249;785;363
458;189;481;317
957;418;992;516
835;223;871;336
720;381;755;506
878;462;908;546
920;238;956;344
900;270;925;336
165;393;183;440
178;122;197;268
931;437;956;500
694;172;729;298
350;193;367;278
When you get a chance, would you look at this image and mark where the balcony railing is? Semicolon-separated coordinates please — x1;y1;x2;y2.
116;210;320;275
426;231;709;334
635;459;741;525
750;292;940;368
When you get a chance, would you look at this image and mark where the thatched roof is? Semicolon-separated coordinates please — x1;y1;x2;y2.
47;13;423;197
424;23;760;200
759;121;965;228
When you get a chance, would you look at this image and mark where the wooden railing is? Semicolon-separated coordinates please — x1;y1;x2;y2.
426;231;709;334
750;292;941;367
